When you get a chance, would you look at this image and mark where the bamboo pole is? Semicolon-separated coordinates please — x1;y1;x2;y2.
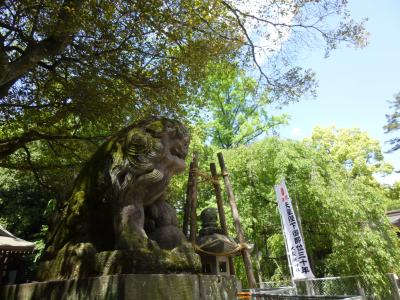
189;152;199;244
210;163;228;233
217;152;257;289
210;162;236;275
182;161;194;238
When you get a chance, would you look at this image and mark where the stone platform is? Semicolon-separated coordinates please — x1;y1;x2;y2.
1;274;237;300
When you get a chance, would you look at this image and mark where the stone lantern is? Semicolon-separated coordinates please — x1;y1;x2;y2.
196;208;240;276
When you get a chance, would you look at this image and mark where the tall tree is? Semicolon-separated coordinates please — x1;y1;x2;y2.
0;0;242;161
196;62;288;149
0;0;368;163
385;181;400;211
218;130;400;297
169;122;399;296
309;126;393;179
384;92;400;153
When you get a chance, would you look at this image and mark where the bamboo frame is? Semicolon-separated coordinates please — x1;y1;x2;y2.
189;152;199;244
210;162;236;275
217;152;257;288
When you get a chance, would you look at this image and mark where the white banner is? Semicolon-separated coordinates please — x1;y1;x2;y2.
274;180;314;280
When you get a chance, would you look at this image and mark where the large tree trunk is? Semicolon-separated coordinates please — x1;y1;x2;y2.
0;0;84;97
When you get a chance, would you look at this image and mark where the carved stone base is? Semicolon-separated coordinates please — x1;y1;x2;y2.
1;274;238;300
95;244;201;276
37;241;201;281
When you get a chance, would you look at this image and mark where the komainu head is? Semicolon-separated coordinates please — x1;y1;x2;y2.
110;117;190;194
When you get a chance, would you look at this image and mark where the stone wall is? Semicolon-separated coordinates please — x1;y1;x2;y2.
1;274;238;300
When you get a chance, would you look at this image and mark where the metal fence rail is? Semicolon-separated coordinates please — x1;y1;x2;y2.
250;295;362;300
259;281;294;289
295;276;363;298
257;274;400;300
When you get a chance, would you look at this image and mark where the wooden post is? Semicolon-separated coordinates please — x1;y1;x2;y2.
217;152;257;289
210;163;228;233
182;161;194;238
0;256;6;284
189;152;199;244
387;273;400;300
210;162;236;275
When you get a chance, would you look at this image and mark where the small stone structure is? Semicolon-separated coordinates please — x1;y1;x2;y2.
1;274;237;300
196;208;240;276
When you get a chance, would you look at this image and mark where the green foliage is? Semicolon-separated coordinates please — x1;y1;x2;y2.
171;126;400;297
0;1;370;246
227;138;398;297
0;0;379;292
385;181;400;211
384;92;400;153
0;0;369;167
0;167;57;270
309;126;393;178
0;0;243;168
0;169;54;238
194;62;288;148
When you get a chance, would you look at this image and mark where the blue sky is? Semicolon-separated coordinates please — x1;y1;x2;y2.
275;0;400;184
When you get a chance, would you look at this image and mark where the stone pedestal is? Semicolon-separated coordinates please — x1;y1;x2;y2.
1;274;237;300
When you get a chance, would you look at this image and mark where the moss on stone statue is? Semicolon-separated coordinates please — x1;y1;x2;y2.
95;242;201;276
2;274;237;300
37;117;197;281
37;242;97;281
162;244;201;273
146;120;164;135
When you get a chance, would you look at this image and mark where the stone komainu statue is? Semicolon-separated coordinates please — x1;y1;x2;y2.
37;117;200;281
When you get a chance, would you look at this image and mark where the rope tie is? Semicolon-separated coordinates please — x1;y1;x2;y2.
191;169;221;184
191;239;249;256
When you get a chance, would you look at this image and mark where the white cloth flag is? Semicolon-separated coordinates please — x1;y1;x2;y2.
274;180;314;280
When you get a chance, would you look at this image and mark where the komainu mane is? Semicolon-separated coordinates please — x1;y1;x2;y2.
37;117;200;281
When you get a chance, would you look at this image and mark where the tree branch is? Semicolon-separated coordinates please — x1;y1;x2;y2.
0;102;56;109
0;0;84;97
0;130;108;159
220;0;271;85
22;145;48;188
233;124;266;147
0;161;81;171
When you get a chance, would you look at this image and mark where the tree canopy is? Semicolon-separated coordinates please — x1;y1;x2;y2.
309;126;393;179
2;0;390;295
0;0;368;165
194;62;288;149
173;126;399;297
384;92;400;153
0;0;241;162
